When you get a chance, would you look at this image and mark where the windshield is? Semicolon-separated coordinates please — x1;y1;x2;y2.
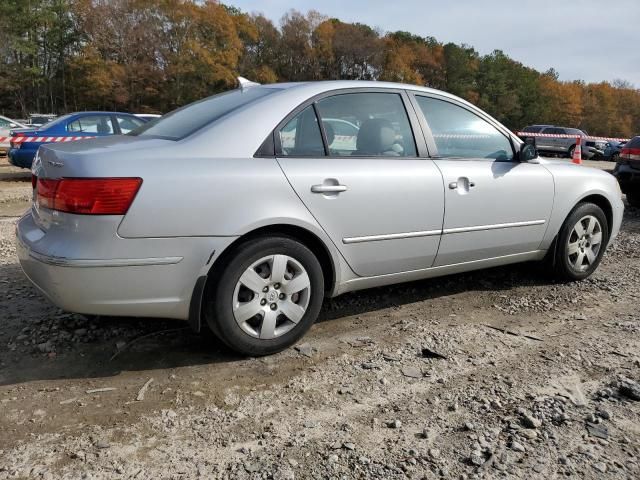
129;87;278;140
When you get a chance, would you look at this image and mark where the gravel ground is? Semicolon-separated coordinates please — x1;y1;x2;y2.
0;173;638;479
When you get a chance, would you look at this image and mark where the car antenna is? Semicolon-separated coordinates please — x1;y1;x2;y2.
237;76;261;91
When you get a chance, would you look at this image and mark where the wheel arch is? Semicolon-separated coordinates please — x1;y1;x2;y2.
188;223;340;333
578;194;613;234
544;192;614;266
209;223;337;293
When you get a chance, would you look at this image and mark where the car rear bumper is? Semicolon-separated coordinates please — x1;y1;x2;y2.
8;148;36;168
16;211;237;320
613;163;640;194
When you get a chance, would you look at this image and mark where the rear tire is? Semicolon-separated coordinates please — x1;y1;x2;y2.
205;236;324;356
567;145;575;159
551;202;609;281
627;192;640;208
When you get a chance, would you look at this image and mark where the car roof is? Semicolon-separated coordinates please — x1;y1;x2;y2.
263;80;453;98
67;111;136;116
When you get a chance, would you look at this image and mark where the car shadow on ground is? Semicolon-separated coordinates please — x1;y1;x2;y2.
0;258;558;387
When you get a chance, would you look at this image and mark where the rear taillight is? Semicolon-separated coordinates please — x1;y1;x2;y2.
10;132;25;149
36;177;142;215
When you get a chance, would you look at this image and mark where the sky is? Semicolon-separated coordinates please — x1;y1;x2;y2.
228;0;640;86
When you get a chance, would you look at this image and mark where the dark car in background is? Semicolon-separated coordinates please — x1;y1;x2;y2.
520;125;594;160
602;140;625;162
9;111;146;168
613;136;640;207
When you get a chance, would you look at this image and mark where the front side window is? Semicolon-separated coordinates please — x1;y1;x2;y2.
278;106;325;157
67;115;114;134
116;115;145;134
315;93;417;157
415;96;513;161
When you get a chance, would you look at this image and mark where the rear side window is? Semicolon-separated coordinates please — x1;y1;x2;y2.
543;127;565;135
522;126;543;133
67;116;114;134
116;115;145;134
415;96;513;161
130;87;276;140
315;93;417;157
278;106;325;156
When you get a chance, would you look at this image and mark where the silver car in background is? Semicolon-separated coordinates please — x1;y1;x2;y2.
17;80;624;355
0;115;26;156
520;125;596;159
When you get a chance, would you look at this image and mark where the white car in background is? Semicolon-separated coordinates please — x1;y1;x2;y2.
0;115;26;156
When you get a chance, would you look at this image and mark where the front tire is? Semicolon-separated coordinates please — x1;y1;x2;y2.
205;236;324;356
551;202;609;281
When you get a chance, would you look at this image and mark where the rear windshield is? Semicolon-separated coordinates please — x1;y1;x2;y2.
37;114;72;130
626;136;640;148
129;87;277;140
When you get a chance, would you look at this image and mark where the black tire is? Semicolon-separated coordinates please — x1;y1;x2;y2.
567;145;575;159
551;202;609;281
627;192;640;208
205;236;324;356
610;152;619;163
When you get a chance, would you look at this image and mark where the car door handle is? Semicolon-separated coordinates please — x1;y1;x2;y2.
311;184;348;193
449;178;475;190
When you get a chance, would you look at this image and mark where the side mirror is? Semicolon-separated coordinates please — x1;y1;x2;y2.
519;142;538;162
9;123;17;128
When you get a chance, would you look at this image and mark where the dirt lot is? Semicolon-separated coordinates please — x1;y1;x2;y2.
0;160;639;479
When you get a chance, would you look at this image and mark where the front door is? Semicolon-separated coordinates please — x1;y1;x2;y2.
412;94;554;266
276;91;445;277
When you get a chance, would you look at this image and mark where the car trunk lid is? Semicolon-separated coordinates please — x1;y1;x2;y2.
31;135;172;231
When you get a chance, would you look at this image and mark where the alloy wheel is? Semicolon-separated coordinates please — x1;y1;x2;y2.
232;254;311;339
567;215;603;272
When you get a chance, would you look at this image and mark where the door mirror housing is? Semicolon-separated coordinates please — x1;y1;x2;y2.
9;123;17;128
518;142;538;162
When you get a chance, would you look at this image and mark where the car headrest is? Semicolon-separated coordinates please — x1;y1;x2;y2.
97;119;110;134
356;118;396;155
323;122;335;147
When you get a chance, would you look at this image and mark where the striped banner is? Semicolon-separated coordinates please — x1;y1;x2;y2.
516;132;630;142
9;136;96;144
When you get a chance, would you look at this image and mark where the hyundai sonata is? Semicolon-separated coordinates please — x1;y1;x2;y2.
17;80;624;355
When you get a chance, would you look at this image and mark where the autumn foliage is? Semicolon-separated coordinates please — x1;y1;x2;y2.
0;0;638;137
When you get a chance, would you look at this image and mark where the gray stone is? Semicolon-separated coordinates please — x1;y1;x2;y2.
592;462;607;473
401;366;422;379
295;343;314;358
522;413;541;429
387;420;402;429
509;441;525;453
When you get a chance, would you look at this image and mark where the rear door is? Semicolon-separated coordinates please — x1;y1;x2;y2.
540;127;563;152
411;93;554;266
277;89;445;277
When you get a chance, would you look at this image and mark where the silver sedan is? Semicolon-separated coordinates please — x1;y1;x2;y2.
17;80;624;355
